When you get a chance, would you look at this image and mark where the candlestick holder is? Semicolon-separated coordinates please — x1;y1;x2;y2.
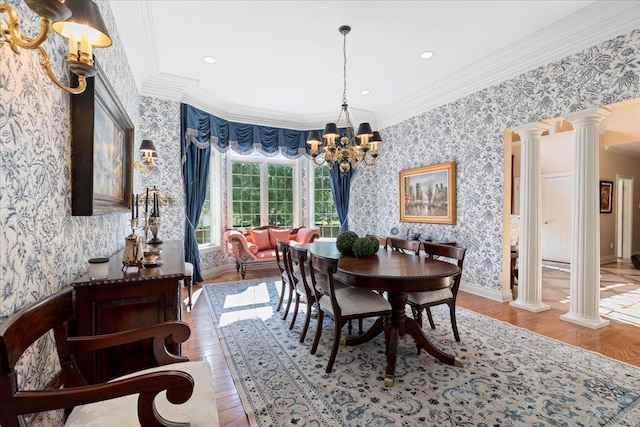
148;216;162;245
122;219;144;271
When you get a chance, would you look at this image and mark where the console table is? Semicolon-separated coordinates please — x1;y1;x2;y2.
71;240;185;384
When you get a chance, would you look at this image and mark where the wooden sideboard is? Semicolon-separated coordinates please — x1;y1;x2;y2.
71;240;185;384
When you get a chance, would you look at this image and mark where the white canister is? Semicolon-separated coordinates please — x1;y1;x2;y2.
88;257;109;280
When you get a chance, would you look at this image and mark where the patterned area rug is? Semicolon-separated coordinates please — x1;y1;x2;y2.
204;279;640;427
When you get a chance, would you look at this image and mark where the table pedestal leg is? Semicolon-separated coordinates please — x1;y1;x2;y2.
345;292;462;387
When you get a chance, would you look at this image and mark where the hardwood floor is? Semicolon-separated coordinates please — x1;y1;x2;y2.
180;262;640;426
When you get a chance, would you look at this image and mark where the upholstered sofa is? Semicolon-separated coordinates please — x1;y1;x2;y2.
223;225;321;278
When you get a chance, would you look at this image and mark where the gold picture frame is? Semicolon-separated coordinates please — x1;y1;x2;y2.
399;162;456;224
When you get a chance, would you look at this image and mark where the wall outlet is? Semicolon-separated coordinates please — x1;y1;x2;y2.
610;243;614;248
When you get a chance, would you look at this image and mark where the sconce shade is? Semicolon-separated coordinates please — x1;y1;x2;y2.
139;139;157;154
24;0;71;21
371;131;382;143
306;130;322;145
356;122;373;138
323;123;340;138
52;0;112;47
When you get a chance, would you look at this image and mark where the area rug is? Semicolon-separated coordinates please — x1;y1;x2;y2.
204;279;640;427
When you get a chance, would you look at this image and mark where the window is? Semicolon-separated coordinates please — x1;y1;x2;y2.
313;166;340;238
195;149;221;247
228;154;298;228
231;162;261;227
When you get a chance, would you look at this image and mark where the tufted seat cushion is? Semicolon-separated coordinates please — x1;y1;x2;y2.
319;286;391;317
407;287;453;306
65;361;218;427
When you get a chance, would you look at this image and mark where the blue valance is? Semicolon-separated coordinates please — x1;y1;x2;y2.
182;103;315;158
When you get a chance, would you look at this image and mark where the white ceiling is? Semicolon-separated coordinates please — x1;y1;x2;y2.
109;1;639;130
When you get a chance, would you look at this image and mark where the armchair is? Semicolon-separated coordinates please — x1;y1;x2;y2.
0;287;218;427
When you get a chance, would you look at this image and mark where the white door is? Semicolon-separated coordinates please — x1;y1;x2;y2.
541;174;572;262
616;176;634;259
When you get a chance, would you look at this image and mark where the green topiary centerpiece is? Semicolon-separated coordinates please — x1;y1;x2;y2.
336;232;380;258
352;235;380;258
336;231;359;255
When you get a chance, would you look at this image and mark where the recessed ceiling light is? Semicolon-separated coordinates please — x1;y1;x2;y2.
361;90;371;95
203;56;217;64
420;51;434;60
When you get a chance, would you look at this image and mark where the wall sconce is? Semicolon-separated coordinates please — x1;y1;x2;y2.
1;0;112;94
134;139;157;176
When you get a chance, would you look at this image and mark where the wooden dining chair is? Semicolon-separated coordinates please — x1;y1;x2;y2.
366;235;389;250
407;242;466;346
275;240;296;320
308;253;392;373
289;245;319;343
387;237;421;255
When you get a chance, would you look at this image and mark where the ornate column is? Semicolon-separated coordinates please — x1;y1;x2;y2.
560;107;610;329
510;122;550;312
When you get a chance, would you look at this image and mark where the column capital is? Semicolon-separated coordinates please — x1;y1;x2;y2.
565;106;611;127
512;121;550;139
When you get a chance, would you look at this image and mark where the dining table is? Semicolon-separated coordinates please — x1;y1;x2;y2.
308;241;462;386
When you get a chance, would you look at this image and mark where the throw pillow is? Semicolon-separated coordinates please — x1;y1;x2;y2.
269;229;292;248
250;229;272;251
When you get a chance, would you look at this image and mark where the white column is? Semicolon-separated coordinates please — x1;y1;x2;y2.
560;107;610;329
510;122;550;312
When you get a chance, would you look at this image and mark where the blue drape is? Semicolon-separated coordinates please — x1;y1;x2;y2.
182;104;311;157
181;104;212;283
329;165;355;232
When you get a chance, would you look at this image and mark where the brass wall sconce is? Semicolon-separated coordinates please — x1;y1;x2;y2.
1;0;112;94
133;139;157;176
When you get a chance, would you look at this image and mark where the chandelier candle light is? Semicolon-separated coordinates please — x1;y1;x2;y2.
306;25;382;175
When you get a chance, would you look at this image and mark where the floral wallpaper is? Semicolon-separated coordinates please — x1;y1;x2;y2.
1;0;139;424
1;0;638;421
349;30;640;296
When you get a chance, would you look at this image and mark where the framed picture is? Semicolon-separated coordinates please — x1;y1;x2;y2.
600;180;613;214
399;162;456;224
71;62;134;216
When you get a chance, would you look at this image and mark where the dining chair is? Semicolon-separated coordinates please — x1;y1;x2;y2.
309;252;392;373
289;245;317;343
387;237;421;255
275;240;296;320
407;242;466;347
366;234;389;250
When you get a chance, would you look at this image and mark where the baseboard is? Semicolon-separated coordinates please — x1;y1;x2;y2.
202;264;236;280
459;282;512;302
201;263;279;281
600;255;618;265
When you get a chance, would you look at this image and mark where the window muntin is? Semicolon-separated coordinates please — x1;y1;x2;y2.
313;166;340;238
228;155;298;228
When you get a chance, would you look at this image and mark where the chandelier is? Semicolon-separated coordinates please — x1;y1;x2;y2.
306;25;382;175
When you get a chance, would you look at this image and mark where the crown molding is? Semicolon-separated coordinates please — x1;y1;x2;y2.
110;0;158;93
180;89;379;130
376;1;640;129
135;1;639;131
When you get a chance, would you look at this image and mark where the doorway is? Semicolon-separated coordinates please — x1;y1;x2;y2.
541;173;572;263
616;175;634;259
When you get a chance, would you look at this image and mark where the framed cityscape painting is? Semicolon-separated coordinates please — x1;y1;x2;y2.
71;61;134;216
399;162;456;224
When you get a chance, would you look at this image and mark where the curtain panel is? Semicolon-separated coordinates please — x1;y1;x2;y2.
181;103;356;279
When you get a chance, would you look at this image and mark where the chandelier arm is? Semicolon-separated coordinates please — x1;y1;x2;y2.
37;45;87;94
312;156;327;167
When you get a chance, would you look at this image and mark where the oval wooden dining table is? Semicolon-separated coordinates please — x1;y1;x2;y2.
308;241;462;386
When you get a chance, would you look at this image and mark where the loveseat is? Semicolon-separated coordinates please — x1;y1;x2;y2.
223;225;321;278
